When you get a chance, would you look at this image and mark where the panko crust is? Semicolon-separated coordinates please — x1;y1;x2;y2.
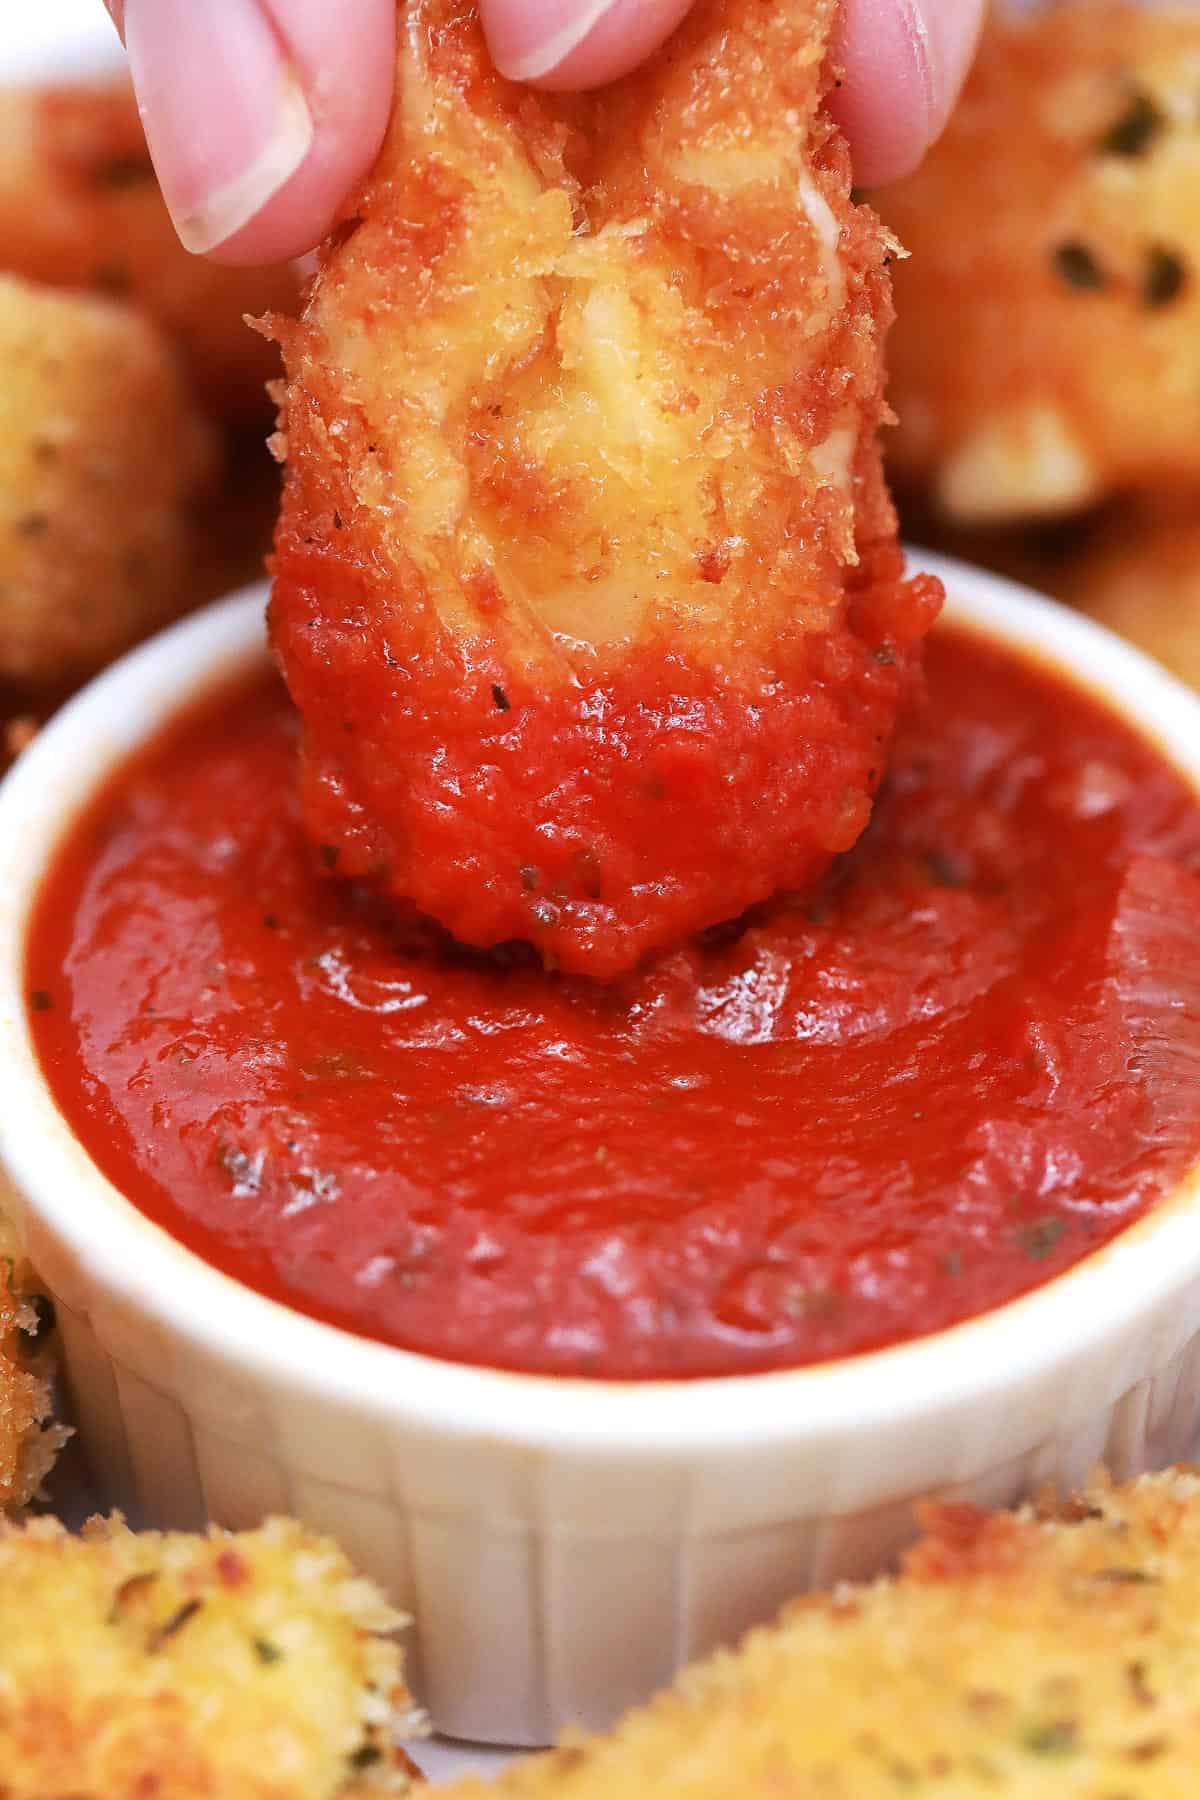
438;1469;1200;1797
268;0;939;977
0;81;298;427
881;3;1200;524
0;1513;422;1796
0;273;214;683
0;1219;59;1516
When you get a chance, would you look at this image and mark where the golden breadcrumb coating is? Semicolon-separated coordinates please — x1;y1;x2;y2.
0;1206;60;1515
882;4;1200;523
439;1470;1200;1797
0;272;214;682
267;0;938;977
0;81;297;427
0;1513;422;1796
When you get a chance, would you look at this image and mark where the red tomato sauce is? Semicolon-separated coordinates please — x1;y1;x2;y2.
26;626;1200;1379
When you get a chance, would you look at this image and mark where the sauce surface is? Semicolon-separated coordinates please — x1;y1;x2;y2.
27;627;1200;1379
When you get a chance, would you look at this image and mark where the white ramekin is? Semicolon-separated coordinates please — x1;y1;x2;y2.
1;555;1199;1746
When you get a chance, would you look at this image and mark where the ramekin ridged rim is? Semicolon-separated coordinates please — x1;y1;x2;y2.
1;552;1198;1454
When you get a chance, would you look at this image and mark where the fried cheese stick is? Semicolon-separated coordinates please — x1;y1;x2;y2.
439;1469;1200;1797
0;1514;422;1796
0;272;214;683
0;1222;59;1516
267;0;939;978
882;4;1200;524
0;81;298;428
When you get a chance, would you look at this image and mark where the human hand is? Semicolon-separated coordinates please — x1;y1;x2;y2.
101;0;983;266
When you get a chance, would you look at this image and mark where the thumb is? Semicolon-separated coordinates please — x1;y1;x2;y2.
829;0;983;187
103;0;395;265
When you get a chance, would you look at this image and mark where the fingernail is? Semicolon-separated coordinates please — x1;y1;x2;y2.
913;0;983;138
124;0;314;255
486;0;620;82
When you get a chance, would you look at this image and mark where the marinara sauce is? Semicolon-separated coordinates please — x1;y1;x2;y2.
27;627;1200;1379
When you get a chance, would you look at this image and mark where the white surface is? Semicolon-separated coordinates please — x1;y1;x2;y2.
420;1742;513;1784
3;2;125;82
2;561;1200;1758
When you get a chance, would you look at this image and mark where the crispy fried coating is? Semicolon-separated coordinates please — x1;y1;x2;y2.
0;81;298;427
0;1513;422;1796
268;0;939;978
0;273;214;683
438;1469;1200;1797
0;1210;60;1516
1067;505;1200;692
881;4;1200;525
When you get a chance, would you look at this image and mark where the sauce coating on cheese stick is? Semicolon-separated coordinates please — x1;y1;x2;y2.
266;0;940;976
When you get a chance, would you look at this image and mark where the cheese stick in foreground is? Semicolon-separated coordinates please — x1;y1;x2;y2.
0;1513;422;1796
266;0;940;978
438;1470;1200;1797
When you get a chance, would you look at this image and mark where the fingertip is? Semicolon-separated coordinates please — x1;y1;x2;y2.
483;0;694;92
223;0;397;262
128;0;395;266
831;0;983;188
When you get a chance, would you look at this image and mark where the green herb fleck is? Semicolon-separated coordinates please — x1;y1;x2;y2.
520;864;540;891
146;1597;203;1652
350;1744;383;1770
17;513;49;538
1143;246;1187;309
1052;242;1106;292
263;914;280;930
319;843;340;870
1020;1216;1066;1260
1093;1566;1157;1584
1098;91;1164;157
253;1637;283;1664
29;989;54;1013
304;1050;363;1081
873;643;896;666
492;683;511;712
1023;1720;1078;1757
